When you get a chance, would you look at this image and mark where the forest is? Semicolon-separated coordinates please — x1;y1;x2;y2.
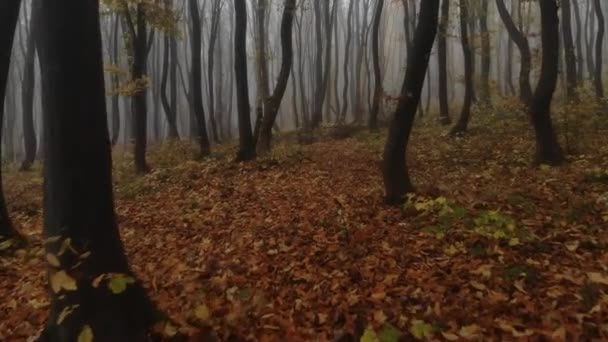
1;0;608;340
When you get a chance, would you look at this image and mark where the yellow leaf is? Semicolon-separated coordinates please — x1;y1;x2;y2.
46;253;61;268
565;240;580;252
360;326;379;342
194;304;210;321
108;274;135;294
50;271;77;293
77;325;93;342
410;320;434;340
459;324;481;339
470;281;487;291
441;332;460;341
57;305;80;325
587;272;608;285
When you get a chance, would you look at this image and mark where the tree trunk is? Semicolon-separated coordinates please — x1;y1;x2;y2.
132;5;150;174
189;0;212;157
562;0;578;102
572;0;584;83
495;0;533;107
234;0;256;161
110;14;121;146
20;0;40;171
530;0;564;166
450;0;474;136
37;0;156;339
257;0;296;155
437;0;451;125
369;0;385;130
207;0;222;143
0;0;21;242
339;0;355;123
479;0;491;105
383;0;440;205
593;0;605;100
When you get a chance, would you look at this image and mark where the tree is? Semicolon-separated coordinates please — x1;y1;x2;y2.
450;0;474;136
20;0;40;172
207;0;223;143
189;0;212;157
0;0;22;243
257;0;297;155
479;0;491;105
382;0;440;205
339;0;355;124
37;0;155;339
234;0;256;161
561;0;578;102
160;0;180;140
437;0;451;125
593;0;604;100
530;0;564;165
495;0;532;107
369;0;385;130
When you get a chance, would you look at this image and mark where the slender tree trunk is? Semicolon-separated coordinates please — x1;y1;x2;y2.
234;0;256;161
450;0;474;136
37;0;156;339
207;0;222;143
572;0;584;83
189;0;212;157
369;0;385;130
437;0;451;125
593;0;605;100
20;0;40;171
110;14;121;145
257;0;296;155
383;0;440;204
0;0;21;242
132;5;150;174
530;0;564;165
479;0;491;105
339;0;355;123
496;0;533;107
562;0;578;102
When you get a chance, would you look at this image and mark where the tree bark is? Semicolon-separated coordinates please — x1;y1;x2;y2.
257;0;296;155
437;0;451;125
189;0;212;157
234;0;256;161
593;0;605;100
339;0;355;123
37;0;156;339
0;0;21;241
369;0;385;130
450;0;474;136
479;0;491;105
562;0;578;102
530;0;564;166
495;0;533;107
382;0;440;205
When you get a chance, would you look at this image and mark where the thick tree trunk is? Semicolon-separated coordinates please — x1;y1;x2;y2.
593;0;605;100
495;0;533;107
369;0;385;130
562;0;578;102
234;0;256;161
450;0;474;136
37;0;156;339
530;0;564;166
189;0;212;157
437;0;451;125
383;0;440;205
257;0;296;155
0;0;21;242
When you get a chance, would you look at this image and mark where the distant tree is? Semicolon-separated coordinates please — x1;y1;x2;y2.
383;0;440;204
450;0;474;136
234;0;256;161
160;0;179;140
530;0;564;165
37;0;155;339
339;0;355;124
479;0;491;105
437;0;451;125
189;0;212;157
495;0;532;107
20;0;40;172
0;0;22;243
561;0;578;102
369;0;385;131
207;0;223;143
257;0;297;155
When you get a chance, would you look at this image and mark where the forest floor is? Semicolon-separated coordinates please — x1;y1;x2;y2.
1;114;608;341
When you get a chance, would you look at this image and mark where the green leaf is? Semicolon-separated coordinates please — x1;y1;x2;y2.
108;274;135;294
360;326;380;342
78;325;93;342
379;323;401;342
410;319;434;340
